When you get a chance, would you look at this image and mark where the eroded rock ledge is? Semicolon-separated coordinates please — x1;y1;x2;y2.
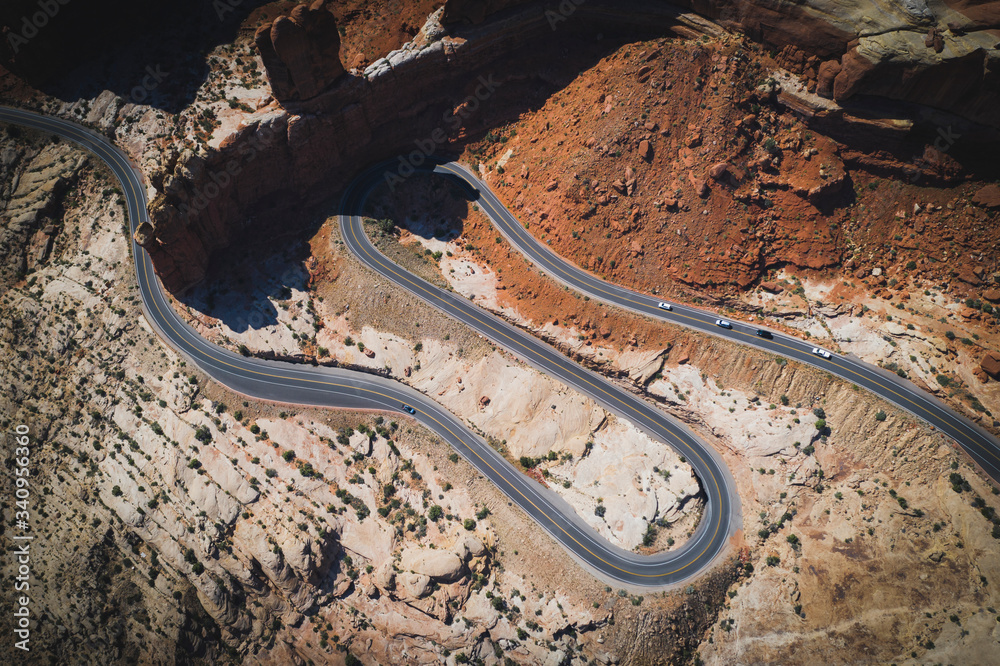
137;0;999;292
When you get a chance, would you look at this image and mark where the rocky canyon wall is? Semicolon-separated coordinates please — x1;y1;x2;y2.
438;0;1000;126
138;1;710;291
136;0;1000;292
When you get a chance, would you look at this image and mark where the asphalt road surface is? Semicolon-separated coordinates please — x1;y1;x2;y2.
377;159;1000;486
7;106;998;588
1;107;737;587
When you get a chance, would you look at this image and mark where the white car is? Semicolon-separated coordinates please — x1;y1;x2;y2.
657;302;673;311
715;320;732;329
811;347;832;359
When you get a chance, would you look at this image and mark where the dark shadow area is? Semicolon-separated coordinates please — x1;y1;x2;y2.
363;170;471;244
180;234;312;335
179;18;651;304
1;0;273;113
815;95;1000;184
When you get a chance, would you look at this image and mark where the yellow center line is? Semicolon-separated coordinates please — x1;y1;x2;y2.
18;111;717;582
448;164;1000;469
345;186;725;577
14;108;996;583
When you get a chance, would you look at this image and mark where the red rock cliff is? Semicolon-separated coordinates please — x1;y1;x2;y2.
253;1;346;104
140;0;1000;291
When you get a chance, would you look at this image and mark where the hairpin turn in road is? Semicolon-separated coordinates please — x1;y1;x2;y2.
6;106;997;590
0;107;738;587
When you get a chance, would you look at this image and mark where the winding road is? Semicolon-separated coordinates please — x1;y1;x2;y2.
4;106;998;589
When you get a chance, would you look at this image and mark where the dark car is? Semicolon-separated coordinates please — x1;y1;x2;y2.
755;329;772;339
402;404;416;415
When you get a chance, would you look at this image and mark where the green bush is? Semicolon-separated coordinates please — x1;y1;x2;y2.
875;411;887;422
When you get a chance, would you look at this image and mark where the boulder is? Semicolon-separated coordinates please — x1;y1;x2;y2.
981;352;1000;379
816;59;841;98
919;145;963;181
374;561;396;591
638;139;652;161
972;184;1000;209
399;572;432;598
761;281;783;294
254;1;346;104
133;222;156;247
708;162;729;181
924;28;944;54
982;289;1000;303
454;534;486;561
693;178;710;198
400;548;465;582
624;166;636;195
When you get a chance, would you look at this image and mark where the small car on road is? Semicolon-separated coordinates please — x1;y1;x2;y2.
657;302;673;311
755;329;772;339
402;404;416;415
715;320;732;329
811;347;832;359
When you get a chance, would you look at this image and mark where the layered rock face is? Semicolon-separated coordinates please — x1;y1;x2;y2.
440;0;1000;126
143;3;693;291
253;1;346;104
140;0;1000;292
690;0;1000;127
